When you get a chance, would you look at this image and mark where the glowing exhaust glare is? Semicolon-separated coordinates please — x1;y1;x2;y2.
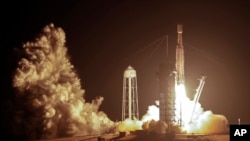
173;83;228;134
175;83;207;132
174;83;192;126
119;81;228;134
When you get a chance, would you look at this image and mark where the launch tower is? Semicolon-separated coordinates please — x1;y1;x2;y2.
122;66;139;120
157;24;185;130
157;64;176;126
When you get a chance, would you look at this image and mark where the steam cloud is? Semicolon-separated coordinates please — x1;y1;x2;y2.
12;24;115;140
188;110;228;134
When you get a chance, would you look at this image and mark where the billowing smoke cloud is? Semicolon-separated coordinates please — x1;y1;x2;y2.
174;84;228;134
118;118;142;132
12;24;115;140
141;104;159;122
187;110;228;134
118;101;168;134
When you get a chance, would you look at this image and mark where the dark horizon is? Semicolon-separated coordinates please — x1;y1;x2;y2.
2;1;250;127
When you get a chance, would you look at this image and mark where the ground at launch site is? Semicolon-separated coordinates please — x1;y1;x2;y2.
35;132;229;141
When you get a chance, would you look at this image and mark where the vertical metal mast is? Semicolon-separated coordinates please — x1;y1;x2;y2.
122;66;139;120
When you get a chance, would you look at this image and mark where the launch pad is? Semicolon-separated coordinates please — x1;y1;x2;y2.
34;132;229;141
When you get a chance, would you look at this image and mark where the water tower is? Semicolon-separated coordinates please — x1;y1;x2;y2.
122;66;139;120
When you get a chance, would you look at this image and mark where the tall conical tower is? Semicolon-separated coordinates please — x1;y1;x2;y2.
122;66;139;120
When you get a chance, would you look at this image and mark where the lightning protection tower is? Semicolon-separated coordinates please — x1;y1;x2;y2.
122;65;139;120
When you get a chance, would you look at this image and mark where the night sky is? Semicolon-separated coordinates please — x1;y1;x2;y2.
2;1;250;125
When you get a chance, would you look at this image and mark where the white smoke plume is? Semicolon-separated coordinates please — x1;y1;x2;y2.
187;110;228;134
141;104;159;122
117;101;167;133
12;24;115;140
173;83;228;134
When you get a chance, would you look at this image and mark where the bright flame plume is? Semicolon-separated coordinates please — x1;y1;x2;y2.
119;82;228;134
175;83;228;134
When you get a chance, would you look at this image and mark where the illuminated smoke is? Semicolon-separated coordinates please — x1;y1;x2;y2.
12;24;115;139
118;118;142;132
118;83;228;134
118;101;164;133
175;83;228;134
140;101;168;134
186;110;228;134
147;120;168;134
141;101;159;122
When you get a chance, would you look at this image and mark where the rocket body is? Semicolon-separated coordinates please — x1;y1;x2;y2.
176;24;185;84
